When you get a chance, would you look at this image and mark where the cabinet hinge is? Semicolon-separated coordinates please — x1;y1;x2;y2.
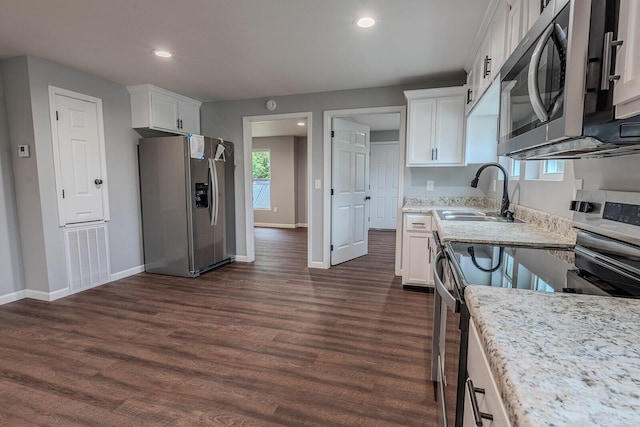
56;111;59;121
62;189;65;198
331;189;334;196
330;244;334;251
331;130;335;138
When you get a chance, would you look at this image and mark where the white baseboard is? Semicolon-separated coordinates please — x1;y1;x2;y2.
110;265;145;281
309;261;329;269
0;289;27;306
295;223;308;228
234;255;250;262
254;222;296;228
25;287;69;302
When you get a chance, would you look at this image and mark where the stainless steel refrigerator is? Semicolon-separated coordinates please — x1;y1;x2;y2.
138;136;235;277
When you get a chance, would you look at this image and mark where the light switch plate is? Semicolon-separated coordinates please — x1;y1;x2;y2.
315;179;322;189
426;180;434;191
18;145;30;158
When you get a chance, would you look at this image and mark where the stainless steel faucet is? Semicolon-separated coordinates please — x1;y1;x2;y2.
470;162;514;221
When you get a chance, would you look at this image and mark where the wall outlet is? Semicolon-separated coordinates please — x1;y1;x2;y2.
574;179;584;190
315;179;322;189
18;145;30;158
273;206;278;213
426;180;434;191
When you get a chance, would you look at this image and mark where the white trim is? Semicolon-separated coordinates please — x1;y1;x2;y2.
295;223;308;228
0;290;27;306
309;261;329;269
25;287;69;302
48;86;110;226
110;265;145;281
323;106;406;274
254;223;296;228
242;112;312;266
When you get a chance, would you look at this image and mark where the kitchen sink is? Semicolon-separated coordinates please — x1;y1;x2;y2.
436;210;522;223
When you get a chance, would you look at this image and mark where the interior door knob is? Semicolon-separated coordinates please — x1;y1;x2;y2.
94;179;103;185
364;196;371;201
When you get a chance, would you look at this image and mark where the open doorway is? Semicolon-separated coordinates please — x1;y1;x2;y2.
323;106;406;273
242;113;312;266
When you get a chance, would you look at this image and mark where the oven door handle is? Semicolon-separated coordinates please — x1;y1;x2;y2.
433;251;458;312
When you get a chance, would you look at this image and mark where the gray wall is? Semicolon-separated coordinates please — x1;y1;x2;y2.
2;56;143;294
253;136;296;226
294;136;307;225
0;64;26;297
201;74;465;263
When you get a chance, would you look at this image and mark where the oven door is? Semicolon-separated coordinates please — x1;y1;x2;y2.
433;251;463;427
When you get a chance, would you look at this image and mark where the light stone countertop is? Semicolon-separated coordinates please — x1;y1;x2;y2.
465;286;640;427
401;201;575;248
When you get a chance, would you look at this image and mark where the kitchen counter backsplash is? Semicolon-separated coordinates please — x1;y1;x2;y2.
403;196;494;208
403;197;577;242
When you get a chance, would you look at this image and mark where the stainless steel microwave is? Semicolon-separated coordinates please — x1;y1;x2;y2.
498;0;640;159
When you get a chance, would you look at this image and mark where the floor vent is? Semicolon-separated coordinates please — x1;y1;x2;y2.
64;224;111;292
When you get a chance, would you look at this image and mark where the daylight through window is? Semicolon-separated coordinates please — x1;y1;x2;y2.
252;150;271;209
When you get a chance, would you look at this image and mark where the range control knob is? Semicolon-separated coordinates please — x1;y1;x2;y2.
570;200;594;213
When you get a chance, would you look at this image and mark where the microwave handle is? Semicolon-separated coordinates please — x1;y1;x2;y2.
528;23;555;123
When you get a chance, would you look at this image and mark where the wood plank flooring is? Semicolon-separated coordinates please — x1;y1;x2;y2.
0;228;437;426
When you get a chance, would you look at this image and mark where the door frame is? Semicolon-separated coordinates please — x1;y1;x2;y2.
241;112;313;266
323;106;406;273
48;86;109;227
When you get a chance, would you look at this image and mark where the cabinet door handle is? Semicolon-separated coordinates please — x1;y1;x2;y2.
467;88;473;104
177;119;181;129
466;378;494;426
601;31;623;91
483;55;491;78
434;148;438;160
431;148;435;161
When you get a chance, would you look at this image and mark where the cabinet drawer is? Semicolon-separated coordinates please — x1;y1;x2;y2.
466;318;511;427
404;214;432;232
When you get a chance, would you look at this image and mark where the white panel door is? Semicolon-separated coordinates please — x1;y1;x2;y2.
55;94;106;224
331;118;370;265
370;143;398;230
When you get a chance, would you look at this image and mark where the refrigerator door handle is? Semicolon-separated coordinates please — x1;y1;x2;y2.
208;158;219;226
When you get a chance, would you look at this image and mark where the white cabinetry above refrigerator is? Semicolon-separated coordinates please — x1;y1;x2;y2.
128;84;202;136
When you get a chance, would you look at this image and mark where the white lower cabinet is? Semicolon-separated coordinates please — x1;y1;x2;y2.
402;213;434;287
464;318;512;427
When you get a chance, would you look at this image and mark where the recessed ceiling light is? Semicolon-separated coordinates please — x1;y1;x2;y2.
153;50;173;58
355;16;376;28
297;122;306;126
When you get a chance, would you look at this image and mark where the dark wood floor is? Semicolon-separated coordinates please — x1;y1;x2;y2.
0;228;437;426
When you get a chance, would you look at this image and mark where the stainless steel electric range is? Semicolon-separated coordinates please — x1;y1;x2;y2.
431;189;640;427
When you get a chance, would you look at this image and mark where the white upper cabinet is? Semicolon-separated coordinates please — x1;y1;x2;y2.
127;84;202;135
405;87;466;167
614;0;640;119
466;0;510;110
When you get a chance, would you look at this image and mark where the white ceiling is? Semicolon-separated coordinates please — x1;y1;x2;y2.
0;0;491;102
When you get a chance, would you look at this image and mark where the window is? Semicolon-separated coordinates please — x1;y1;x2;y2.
523;160;566;181
252;150;271;209
511;159;521;178
543;159;565;176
